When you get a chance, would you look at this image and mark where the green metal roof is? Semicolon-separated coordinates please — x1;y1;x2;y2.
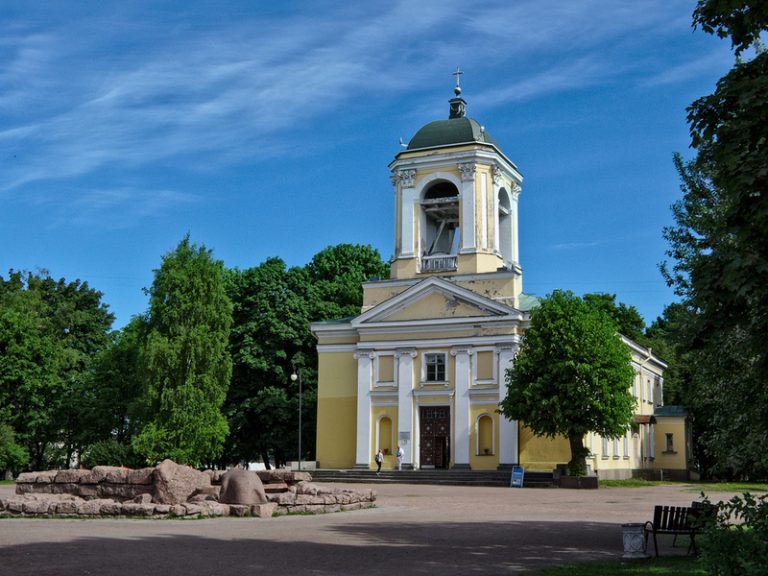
517;293;541;312
407;117;498;150
654;405;688;417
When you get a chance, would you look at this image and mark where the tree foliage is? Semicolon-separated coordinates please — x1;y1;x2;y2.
0;270;113;470
132;237;232;467
499;291;635;475
661;2;768;478
224;258;312;468
307;244;390;320
693;0;768;55
583;293;646;343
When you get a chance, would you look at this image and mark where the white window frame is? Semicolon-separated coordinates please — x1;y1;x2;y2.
601;437;609;459
422;351;448;384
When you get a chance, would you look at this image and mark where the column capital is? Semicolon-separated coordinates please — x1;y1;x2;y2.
458;162;476;181
396;169;416;188
353;351;375;360
492;164;503;186
450;346;473;357
394;348;417;359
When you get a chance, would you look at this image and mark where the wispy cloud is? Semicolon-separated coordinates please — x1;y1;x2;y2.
0;0;706;207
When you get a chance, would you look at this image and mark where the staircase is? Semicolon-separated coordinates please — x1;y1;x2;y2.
310;468;555;488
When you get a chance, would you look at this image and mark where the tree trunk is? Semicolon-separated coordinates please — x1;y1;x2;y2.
567;435;589;476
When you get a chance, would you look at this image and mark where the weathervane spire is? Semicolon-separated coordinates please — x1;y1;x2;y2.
448;66;466;119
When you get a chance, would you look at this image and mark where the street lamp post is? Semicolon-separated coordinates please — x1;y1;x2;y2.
291;367;302;471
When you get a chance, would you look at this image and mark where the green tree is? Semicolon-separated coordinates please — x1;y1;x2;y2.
583;293;646;343
0;270;113;470
224;258;312;468
307;244;390;320
80;316;147;467
0;423;29;476
132;237;232;467
499;291;635;475
661;2;768;478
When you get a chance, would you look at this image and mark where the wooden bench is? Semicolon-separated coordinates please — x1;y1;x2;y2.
644;505;702;557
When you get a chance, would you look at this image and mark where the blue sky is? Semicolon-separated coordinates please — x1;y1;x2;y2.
1;1;734;330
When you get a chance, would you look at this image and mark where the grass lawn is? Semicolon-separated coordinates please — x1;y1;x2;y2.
600;478;768;492
0;480;15;485
534;555;705;575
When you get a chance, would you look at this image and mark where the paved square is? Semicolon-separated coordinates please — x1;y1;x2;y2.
1;482;725;575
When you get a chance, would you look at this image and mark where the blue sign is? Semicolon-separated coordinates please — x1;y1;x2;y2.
510;466;525;488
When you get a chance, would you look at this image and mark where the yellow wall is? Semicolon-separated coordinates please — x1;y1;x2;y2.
384;292;490;321
469;405;499;470
519;426;570;471
372;407;398;470
315;352;357;469
654;418;687;471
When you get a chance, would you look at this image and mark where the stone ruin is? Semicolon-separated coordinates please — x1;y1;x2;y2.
0;459;375;519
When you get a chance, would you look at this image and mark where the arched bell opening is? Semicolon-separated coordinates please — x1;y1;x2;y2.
421;181;460;272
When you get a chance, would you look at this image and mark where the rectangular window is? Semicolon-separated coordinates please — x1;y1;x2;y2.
601;437;609;459
425;353;446;382
623;433;629;458
475;350;494;381
612;437;620;458
665;433;674;453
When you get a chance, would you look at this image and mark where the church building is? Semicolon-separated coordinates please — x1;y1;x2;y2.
311;78;675;479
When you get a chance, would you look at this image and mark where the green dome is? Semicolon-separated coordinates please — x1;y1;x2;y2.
407;117;498;150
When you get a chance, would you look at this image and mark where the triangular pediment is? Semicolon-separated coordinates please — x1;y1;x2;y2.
352;277;518;326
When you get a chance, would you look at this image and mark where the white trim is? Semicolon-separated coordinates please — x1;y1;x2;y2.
421;350;448;385
389;147;523;184
315;344;357;353
480;172;488;250
352;276;519;326
413;388;455;398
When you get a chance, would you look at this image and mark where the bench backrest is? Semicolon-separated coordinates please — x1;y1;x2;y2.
652;505;693;530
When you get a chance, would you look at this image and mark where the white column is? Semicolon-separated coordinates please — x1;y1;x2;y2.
395;348;416;470
497;344;519;466
399;169;417;258
354;351;374;467
458;163;476;253
511;184;521;264
452;346;471;468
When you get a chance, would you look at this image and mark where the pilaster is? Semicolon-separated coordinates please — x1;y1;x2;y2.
497;344;519;467
395;348;417;470
354;351;374;468
451;346;472;469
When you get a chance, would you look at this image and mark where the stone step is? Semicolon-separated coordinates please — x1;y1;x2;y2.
310;469;554;488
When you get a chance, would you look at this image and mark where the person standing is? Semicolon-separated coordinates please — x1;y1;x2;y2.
396;445;403;471
374;448;383;475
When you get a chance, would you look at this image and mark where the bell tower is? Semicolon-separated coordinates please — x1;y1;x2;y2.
389;74;523;286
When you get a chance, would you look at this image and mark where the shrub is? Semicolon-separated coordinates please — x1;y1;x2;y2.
698;492;768;576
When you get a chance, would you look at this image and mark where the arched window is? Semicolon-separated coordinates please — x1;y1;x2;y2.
378;416;393;455
476;414;494;455
497;188;512;265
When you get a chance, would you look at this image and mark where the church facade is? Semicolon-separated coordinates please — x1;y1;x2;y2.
311;83;674;479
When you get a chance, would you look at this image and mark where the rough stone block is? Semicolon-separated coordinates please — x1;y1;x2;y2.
16;472;38;484
250;502;277;518
6;498;24;513
55;500;80;515
219;469;267;505
55;469;89;484
132;493;152;504
122;503;154;516
170;505;186;517
0;498;5;512
100;501;123;515
154;504;171;515
14;483;33;495
97;483;147;501
210;503;230;517
75;484;99;499
182;503;203;516
51;482;79;495
23;499;53;515
341;503;362;511
127;467;154;485
324;504;341;514
153;460;211;505
228;504;249;517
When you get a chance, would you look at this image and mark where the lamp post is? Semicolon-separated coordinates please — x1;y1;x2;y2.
291;367;302;471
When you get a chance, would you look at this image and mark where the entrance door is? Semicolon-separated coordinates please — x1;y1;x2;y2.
420;406;450;469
